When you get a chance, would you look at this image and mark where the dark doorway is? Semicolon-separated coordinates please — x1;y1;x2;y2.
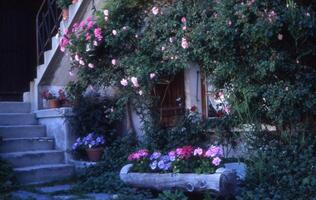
0;0;43;101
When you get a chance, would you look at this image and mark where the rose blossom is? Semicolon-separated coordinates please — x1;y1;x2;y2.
79;59;85;65
212;157;221;166
88;63;95;68
120;78;128;86
181;37;189;49
152;7;159;15
181;17;187;23
111;59;117;65
138;90;143;95
131;77;139;87
75;54;80;61
182;26;187;31
103;9;109;16
150;73;156;79
112;30;117;35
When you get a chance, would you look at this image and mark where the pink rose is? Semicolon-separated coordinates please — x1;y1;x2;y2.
181;17;187;23
88;63;95;68
181;37;189;49
120;79;128;86
150;73;156;79
111;59;117;65
152;7;159;15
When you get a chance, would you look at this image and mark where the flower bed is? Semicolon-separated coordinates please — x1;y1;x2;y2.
120;146;244;197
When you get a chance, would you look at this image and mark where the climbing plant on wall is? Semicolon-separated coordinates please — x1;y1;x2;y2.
63;0;316;136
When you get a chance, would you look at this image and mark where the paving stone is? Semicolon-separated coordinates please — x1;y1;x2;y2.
11;190;53;200
87;193;112;200
37;184;73;193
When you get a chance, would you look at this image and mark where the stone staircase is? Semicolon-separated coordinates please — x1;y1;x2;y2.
0;102;74;184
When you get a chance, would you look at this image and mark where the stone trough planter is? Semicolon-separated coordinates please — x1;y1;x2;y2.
120;162;246;197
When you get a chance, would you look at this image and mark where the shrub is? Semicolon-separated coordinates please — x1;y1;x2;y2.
158;190;188;200
0;159;17;193
238;133;316;200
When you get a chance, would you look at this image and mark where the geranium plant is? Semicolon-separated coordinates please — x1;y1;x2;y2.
127;145;223;174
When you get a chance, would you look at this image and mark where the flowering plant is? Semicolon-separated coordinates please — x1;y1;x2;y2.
41;90;57;100
127;145;223;174
72;132;105;150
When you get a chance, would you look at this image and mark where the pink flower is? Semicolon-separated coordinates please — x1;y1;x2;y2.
212;157;221;166
103;9;109;16
85;33;91;41
87;21;95;29
205;146;223;158
94;28;103;41
181;37;189;49
277;33;283;40
150;73;156;79
131;77;139;87
176;146;193;159
75;54;80;61
112;30;117;36
93;40;98;46
79;59;85;65
227;20;232;26
59;37;69;51
120;79;128;86
60;47;65;52
88;63;95;68
181;17;187;23
138;90;143;95
152;7;159;15
111;59;117;65
193;148;203;156
182;26;187;31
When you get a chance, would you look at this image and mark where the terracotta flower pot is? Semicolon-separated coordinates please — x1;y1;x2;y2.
48;99;60;108
86;147;104;162
62;8;69;21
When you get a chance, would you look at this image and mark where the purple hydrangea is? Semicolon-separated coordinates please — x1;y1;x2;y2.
150;152;161;160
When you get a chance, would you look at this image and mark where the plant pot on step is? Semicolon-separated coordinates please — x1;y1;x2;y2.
62;8;69;20
48;99;60;108
86;147;104;162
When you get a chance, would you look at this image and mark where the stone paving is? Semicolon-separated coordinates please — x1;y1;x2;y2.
10;184;114;200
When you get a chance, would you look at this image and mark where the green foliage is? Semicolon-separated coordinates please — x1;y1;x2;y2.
68;95;123;141
158;190;188;200
237;133;316;200
0;159;17;193
56;0;71;9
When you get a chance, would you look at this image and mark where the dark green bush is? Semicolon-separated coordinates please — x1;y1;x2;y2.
238;133;316;200
0;158;17;193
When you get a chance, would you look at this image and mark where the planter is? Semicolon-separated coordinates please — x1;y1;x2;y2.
86;147;104;162
62;8;69;20
72;0;78;3
120;163;246;197
48;99;60;108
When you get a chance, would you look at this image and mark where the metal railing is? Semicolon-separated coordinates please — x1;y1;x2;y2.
36;0;62;65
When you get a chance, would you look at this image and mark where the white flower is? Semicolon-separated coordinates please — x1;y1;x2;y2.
169;37;174;43
138;90;143;95
69;71;74;76
181;37;189;49
103;9;109;16
193;148;203;156
104;16;109;21
79;59;85;65
131;77;139;87
161;46;165;51
150;73;156;79
123;26;128;30
93;40;98;46
112;30;117;35
152;7;159;15
75;54;80;61
88;63;95;68
111;59;117;65
120;79;128;86
277;34;283;40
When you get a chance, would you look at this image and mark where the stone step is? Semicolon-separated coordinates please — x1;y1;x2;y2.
0;137;54;153
15;164;74;184
0;125;46;139
0;113;37;125
0;102;31;113
0;150;65;168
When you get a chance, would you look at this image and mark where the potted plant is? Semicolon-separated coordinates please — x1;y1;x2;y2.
58;89;71;107
41;90;60;109
72;132;105;162
57;0;72;20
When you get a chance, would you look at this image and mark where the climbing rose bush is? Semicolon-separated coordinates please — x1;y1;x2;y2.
128;146;223;174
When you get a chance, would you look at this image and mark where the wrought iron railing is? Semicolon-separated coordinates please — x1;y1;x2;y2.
36;0;62;65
